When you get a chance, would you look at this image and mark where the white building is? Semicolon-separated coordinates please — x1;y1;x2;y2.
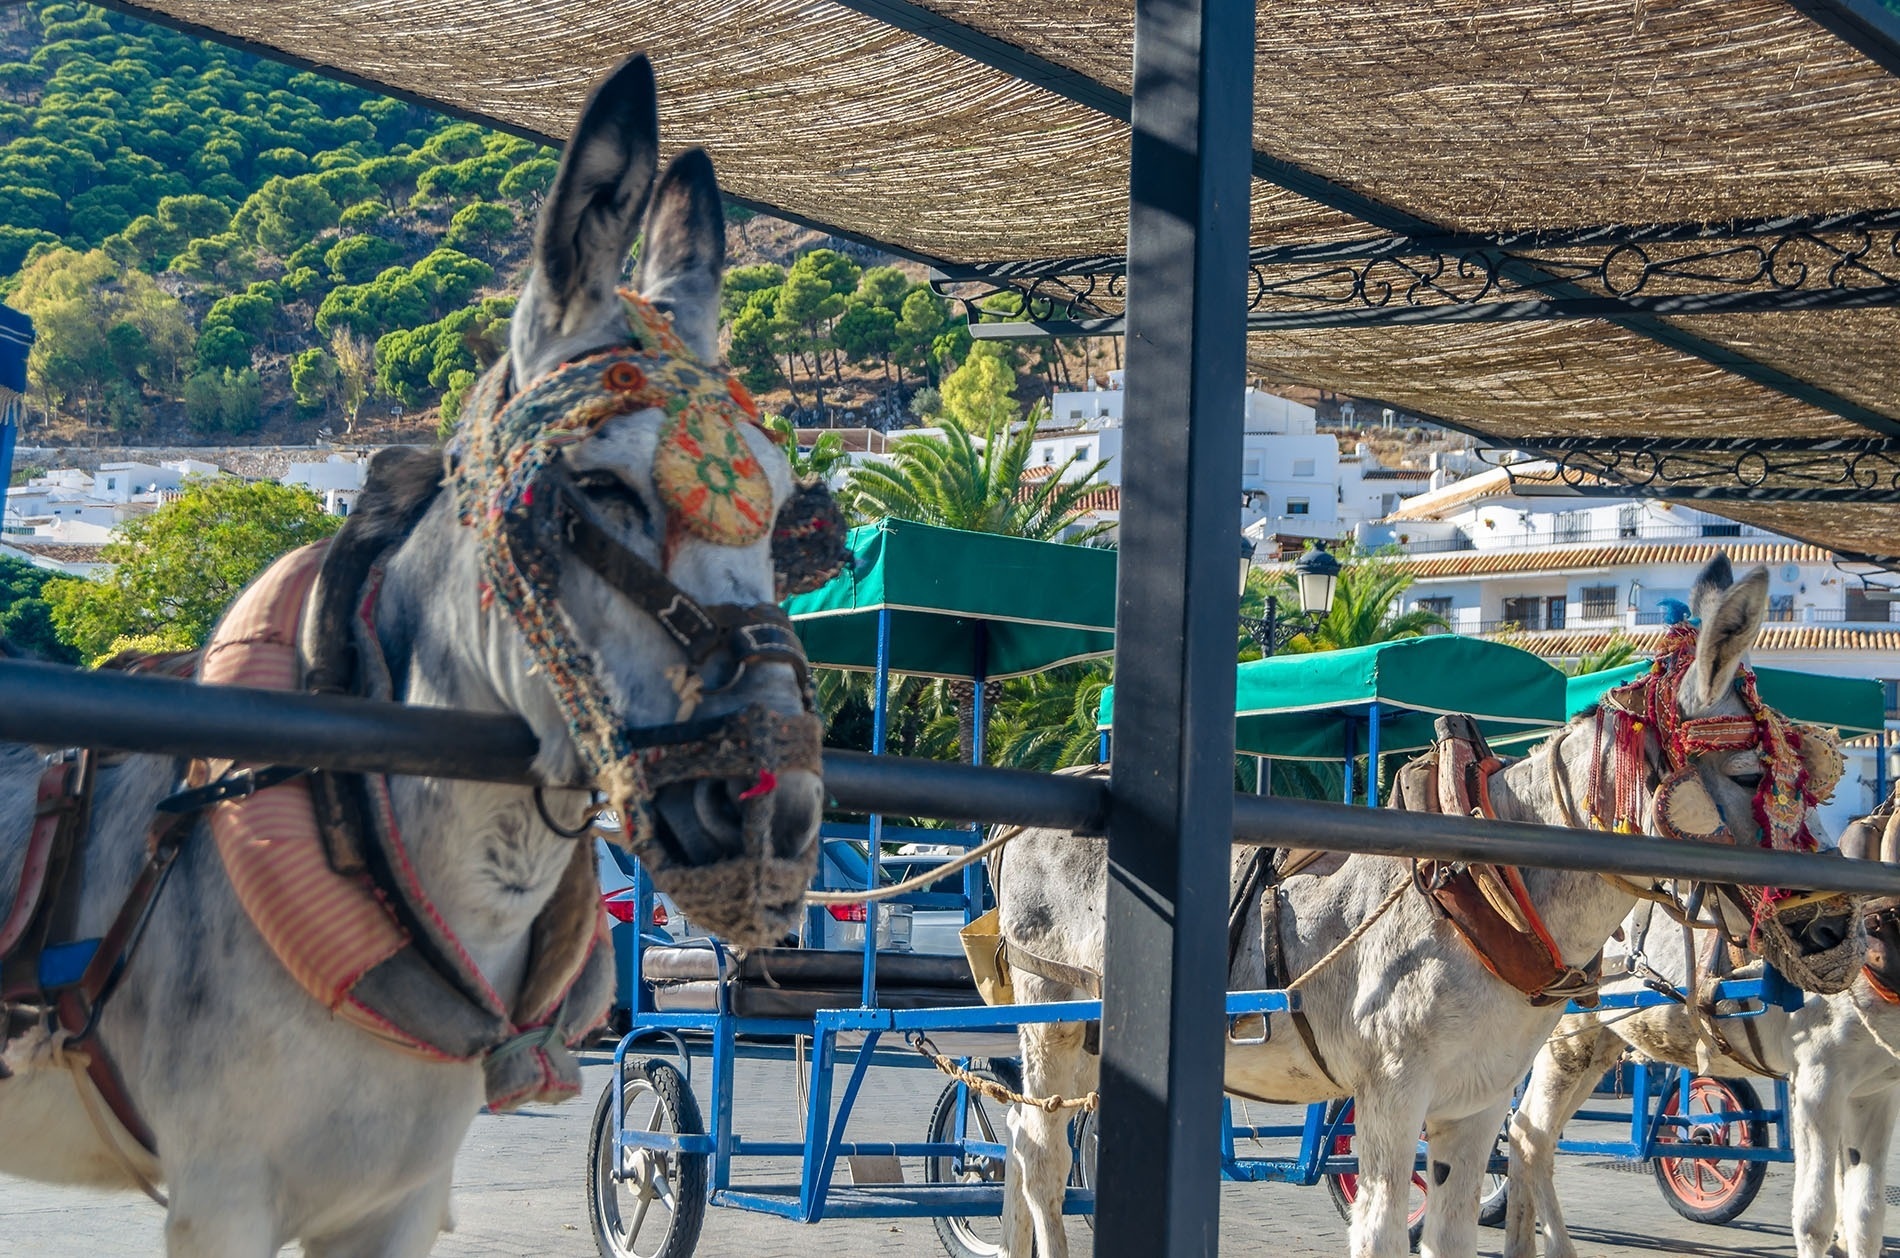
90;459;216;503
1348;461;1900;834
282;454;370;516
1039;373;1426;540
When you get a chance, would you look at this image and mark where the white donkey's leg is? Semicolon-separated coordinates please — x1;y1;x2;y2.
1420;1101;1510;1258
1793;1064;1849;1258
303;1170;454;1258
1836;1087;1897;1258
1347;1084;1433;1258
1001;1020;1091;1258
1506;1024;1622;1258
163;1164;278;1258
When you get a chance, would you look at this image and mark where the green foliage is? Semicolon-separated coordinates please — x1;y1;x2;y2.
1250;551;1447;657
45;478;340;659
289;346;338;413
938;343;1019;429
1565;635;1640;676
374;295;511;407
498;156;557;201
0;556;78;664
181;366;262;434
856;265;911;311
232;174;340;253
442;200;513;255
323;232;402;283
762;414;849;483
316;247;492;339
435;367;478;439
722;264;784;324
841;404;1114;543
338;199;387;232
9;246;192;410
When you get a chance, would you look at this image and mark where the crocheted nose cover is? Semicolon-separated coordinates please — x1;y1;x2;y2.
449;292;778;843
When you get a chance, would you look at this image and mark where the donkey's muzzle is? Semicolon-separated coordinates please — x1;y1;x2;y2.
630;704;824;947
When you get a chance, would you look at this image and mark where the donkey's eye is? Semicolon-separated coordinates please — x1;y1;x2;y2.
574;470;651;522
1732;772;1764;789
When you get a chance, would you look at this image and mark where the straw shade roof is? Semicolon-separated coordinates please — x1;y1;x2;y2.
104;0;1900;556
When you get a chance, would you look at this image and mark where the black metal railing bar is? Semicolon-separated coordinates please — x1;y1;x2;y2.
2;660;1894;896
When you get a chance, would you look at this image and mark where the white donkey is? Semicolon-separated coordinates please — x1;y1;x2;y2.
0;54;823;1255
995;557;1841;1258
1507;805;1900;1258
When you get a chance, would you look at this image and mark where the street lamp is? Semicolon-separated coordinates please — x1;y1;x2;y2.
1239;537;1341;657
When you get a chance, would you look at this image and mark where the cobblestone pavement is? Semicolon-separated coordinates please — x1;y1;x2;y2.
5;1044;1895;1256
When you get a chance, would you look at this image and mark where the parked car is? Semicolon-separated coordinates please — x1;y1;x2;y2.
879;847;981;955
594;839;705;1024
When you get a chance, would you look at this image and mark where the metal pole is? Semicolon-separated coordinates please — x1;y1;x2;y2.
967;622;989;924
1366;702;1381;808
10;661;1900;894
862;606;892;1008
1263;594;1278;658
1098;0;1255;1248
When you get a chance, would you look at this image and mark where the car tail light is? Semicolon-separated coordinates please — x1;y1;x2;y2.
827;904;868;923
603;895;635;924
651;903;669;927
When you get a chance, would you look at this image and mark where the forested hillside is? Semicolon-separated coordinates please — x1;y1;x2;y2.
0;3;1104;445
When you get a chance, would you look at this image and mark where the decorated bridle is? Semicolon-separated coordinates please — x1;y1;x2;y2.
1586;623;1843;865
449;292;844;891
1581;622;1864;993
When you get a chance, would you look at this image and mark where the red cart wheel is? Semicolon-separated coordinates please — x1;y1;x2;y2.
1651;1075;1769;1225
1323;1100;1427;1252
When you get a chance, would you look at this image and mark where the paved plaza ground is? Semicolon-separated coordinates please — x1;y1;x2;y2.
6;1044;1896;1257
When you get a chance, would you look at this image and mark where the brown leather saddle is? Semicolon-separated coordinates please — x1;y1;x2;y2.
1395;714;1601;1009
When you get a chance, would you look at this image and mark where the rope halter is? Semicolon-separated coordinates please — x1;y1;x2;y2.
449;292;845;946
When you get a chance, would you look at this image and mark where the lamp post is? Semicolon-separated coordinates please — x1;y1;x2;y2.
1239;536;1341;657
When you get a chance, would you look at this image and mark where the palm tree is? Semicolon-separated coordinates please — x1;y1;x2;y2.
763;414;850;484
840;404;1115;543
982;663;1111;772
1251;551;1447;656
839;404;1117;761
1565;634;1640;676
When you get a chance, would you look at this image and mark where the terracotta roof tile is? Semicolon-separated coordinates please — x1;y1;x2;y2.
4;542;107;564
1389;541;1831;579
1490;624;1900;655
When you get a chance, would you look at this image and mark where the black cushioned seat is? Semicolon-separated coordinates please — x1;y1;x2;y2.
642;946;979;1017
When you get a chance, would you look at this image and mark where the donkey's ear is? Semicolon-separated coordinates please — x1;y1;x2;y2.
1685;565;1769;714
535;54;659;334
633;148;725;363
1688;553;1735;626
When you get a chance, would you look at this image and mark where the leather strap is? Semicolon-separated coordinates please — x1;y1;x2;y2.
0;753;95;1004
1866;966;1900;1005
548;467;810;695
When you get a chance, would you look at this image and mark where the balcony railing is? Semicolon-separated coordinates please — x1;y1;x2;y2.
1383;522;1779;556
1442;608;1900;636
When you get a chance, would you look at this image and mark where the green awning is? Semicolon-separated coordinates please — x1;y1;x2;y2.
1097;636;1567;761
1560;661;1887;736
783;518;1117;679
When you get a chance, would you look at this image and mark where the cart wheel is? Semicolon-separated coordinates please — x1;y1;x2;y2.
1651;1075;1769;1225
927;1058;1022;1258
1323;1099;1427;1252
1476;1157;1510;1229
587;1058;708;1258
1070;1107;1097;1231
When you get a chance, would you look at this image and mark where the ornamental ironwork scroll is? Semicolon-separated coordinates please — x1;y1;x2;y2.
1484;438;1900;504
939;208;1900;334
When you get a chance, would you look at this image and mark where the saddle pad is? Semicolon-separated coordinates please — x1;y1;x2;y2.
201;543;412;1013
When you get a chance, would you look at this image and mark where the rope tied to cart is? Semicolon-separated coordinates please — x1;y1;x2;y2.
904;1031;1100;1112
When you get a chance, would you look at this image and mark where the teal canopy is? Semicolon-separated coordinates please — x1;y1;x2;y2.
1560;661;1886;736
782;518;1117;679
1097;636;1567;760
